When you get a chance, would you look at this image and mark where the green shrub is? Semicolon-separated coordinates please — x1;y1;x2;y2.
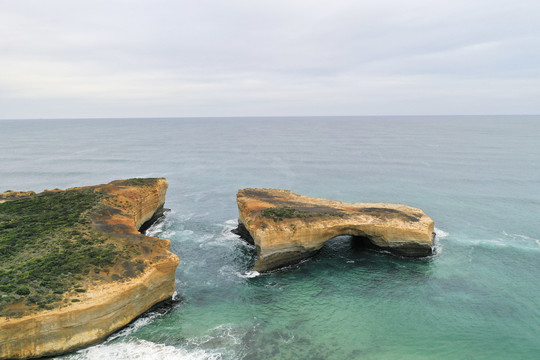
26;295;42;304
0;188;126;314
15;286;30;295
0;284;15;293
118;178;156;186
261;206;345;222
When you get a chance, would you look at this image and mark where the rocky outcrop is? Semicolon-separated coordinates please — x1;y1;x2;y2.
0;178;179;360
234;188;435;272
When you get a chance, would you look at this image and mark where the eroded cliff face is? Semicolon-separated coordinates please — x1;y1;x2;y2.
235;188;435;272
0;178;179;360
101;178;169;230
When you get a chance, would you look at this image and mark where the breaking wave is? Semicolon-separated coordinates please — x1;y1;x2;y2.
434;227;449;239
64;339;223;360
145;210;177;239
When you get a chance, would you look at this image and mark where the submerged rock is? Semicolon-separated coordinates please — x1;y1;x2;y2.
234;188;435;272
0;178;179;360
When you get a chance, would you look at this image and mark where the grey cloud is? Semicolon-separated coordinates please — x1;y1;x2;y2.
1;0;540;118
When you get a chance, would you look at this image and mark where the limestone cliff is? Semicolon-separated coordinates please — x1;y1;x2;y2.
0;178;179;360
234;188;435;272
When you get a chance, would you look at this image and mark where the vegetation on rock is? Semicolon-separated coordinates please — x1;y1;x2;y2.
0;188;145;316
117;178;157;187
261;206;344;222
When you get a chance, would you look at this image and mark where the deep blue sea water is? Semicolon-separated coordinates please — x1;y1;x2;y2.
1;116;539;359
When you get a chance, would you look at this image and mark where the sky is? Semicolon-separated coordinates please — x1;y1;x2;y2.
1;0;540;119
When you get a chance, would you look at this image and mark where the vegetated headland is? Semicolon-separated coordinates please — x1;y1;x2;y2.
0;178;179;359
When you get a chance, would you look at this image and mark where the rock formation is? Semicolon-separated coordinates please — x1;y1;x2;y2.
234;188;435;272
0;178;179;360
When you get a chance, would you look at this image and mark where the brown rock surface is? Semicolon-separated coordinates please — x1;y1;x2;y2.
0;190;36;203
0;178;179;359
235;188;435;272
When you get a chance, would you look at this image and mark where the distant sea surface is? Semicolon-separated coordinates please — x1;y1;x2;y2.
1;116;539;360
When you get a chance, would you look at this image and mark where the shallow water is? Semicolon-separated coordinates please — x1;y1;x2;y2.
1;116;539;359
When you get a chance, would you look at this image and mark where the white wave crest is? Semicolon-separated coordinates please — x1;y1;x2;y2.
434;227;449;239
104;313;162;343
236;271;260;278
199;219;249;249
220;219;241;239
145;211;177;238
67;339;222;360
224;219;238;227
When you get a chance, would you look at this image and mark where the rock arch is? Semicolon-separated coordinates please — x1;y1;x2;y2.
233;188;435;272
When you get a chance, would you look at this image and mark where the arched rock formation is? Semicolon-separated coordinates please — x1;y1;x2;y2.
233;188;435;272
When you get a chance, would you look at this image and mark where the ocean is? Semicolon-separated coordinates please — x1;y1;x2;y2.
1;116;539;359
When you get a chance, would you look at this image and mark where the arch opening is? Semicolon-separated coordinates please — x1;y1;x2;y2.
318;234;381;259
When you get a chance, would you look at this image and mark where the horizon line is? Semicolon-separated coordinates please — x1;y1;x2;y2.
1;114;539;121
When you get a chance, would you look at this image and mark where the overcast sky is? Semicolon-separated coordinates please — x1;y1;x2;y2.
1;0;540;119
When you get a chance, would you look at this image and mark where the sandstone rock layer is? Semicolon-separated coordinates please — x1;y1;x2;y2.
235;188;435;272
0;178;179;360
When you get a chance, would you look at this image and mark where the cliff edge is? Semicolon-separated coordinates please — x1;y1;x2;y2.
234;188;434;272
0;178;179;359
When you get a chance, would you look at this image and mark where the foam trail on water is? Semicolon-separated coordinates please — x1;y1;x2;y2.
184;324;245;348
500;231;540;250
449;232;540;252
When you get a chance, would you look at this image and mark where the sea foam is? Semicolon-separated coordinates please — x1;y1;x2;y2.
145;210;177;239
236;270;260;279
66;340;222;360
434;227;449;239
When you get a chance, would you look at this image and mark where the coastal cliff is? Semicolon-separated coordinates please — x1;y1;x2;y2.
234;188;435;272
0;178;179;359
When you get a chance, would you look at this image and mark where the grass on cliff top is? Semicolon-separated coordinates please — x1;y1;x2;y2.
261;206;345;222
0;189;136;316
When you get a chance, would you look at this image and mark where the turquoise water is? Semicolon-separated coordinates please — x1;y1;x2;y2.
1;116;539;359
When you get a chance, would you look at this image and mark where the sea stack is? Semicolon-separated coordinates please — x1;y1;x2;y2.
234;188;435;272
0;178;179;359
